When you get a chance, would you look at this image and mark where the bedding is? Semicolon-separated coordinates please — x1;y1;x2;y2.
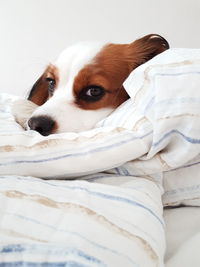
0;48;200;266
164;206;200;267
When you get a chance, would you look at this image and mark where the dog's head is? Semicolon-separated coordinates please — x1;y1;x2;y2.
27;34;169;135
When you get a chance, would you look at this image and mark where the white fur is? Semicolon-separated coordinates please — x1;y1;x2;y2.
30;42;114;133
12;99;38;129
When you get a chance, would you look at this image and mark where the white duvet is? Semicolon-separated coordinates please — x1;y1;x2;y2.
0;48;200;266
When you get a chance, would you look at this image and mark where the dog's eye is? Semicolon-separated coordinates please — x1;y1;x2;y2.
46;77;55;95
79;86;105;101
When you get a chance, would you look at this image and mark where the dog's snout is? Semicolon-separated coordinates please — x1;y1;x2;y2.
28;116;55;136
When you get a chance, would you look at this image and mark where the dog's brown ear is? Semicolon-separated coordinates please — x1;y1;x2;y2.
127;34;169;70
28;74;49;106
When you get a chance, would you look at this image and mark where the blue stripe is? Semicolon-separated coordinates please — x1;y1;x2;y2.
166;158;200;172
0;245;104;266
153;129;200;147
0;212;136;266
153;97;200;109
119;166;131;176
156;71;200;77
0;262;88;267
0;131;152;166
115;168;121;175
143;96;155;114
164;183;200;196
144;96;200;114
85;173;123;181
60;185;164;226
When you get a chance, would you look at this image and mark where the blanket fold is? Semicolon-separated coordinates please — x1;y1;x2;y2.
0;175;164;267
1;48;200;266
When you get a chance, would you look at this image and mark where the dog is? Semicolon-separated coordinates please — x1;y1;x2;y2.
13;34;169;135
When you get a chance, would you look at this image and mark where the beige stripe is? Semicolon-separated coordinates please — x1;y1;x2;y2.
0;127;125;152
0;228;47;242
157;113;200;121
2;190;158;260
156;154;170;170
132;117;148;131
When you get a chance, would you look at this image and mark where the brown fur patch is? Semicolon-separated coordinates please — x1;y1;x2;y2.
73;44;130;110
28;64;59;105
73;34;169;110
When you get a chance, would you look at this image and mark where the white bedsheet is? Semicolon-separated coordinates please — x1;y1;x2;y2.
164;206;200;267
1;48;200;266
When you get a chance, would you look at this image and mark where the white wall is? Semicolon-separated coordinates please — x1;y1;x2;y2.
0;0;200;96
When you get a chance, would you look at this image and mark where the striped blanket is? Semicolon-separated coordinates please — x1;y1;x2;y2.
0;48;200;266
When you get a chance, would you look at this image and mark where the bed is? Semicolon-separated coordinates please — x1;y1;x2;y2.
0;48;200;266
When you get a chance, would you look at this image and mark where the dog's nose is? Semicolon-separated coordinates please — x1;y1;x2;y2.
28;116;55;136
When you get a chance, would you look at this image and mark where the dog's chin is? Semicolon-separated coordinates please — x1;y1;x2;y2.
12;99;38;130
